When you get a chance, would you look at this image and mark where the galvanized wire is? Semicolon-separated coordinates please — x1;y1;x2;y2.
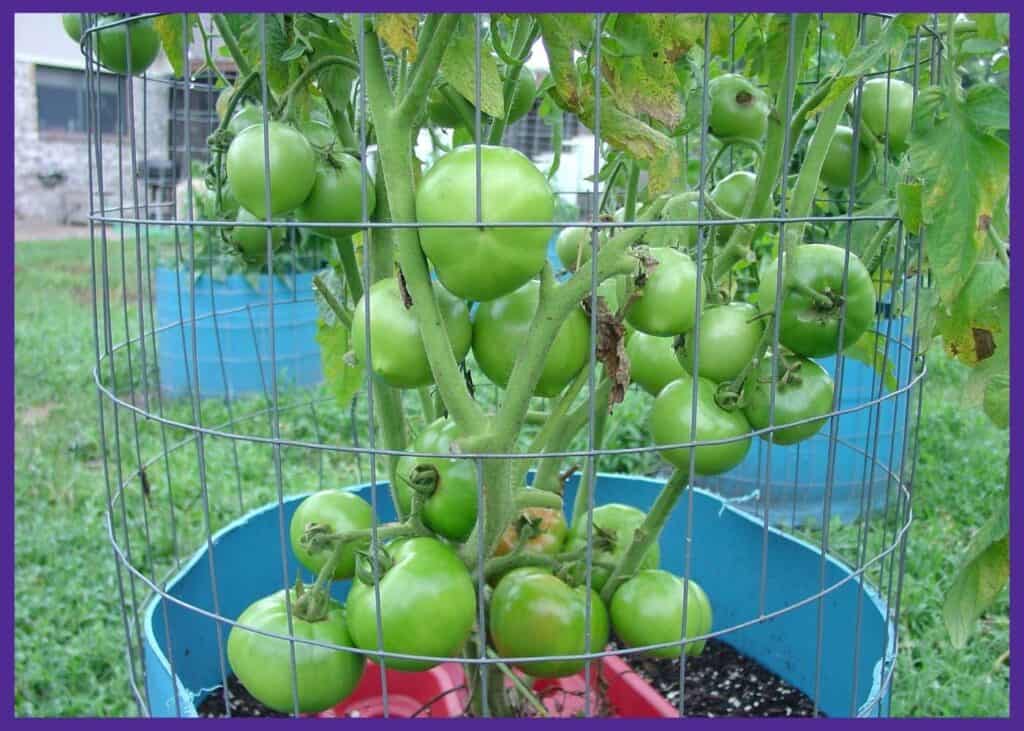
85;12;931;719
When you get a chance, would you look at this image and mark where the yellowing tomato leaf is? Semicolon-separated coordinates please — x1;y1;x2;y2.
896;182;922;236
316;319;363;409
943;508;1009;649
908;85;1009;306
375;14;419;62
440;15;505;119
153;14;197;78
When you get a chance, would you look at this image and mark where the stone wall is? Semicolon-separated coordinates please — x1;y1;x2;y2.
14;60;171;224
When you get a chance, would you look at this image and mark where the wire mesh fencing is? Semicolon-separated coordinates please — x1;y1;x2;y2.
83;12;935;719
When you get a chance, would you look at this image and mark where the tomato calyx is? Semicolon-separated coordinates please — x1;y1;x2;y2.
405;463;441;497
355;546;396;585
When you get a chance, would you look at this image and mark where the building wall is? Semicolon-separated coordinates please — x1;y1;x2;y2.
14;13;173;224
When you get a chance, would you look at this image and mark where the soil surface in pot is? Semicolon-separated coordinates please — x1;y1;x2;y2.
196;638;819;718
618;638;822;717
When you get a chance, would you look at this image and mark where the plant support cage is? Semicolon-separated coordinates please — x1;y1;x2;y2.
86;12;935;719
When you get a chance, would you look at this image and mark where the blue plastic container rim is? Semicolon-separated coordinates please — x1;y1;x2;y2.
142;473;896;718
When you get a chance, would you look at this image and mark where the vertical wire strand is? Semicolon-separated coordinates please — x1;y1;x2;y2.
86;15;145;715
581;10;604;719
676;14;713;716
357;15;391;716
811;11;869;713
180;16;233;717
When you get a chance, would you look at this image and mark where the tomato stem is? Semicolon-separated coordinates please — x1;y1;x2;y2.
599;468;689;604
212;14;252;78
312;273;353;329
332;235;363;303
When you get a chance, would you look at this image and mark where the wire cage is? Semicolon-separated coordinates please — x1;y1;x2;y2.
86;12;935;719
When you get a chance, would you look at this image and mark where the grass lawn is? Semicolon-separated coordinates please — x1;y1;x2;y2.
13;236;1009;717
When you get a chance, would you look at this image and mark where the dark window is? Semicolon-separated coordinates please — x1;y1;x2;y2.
36;65;126;135
168;69;227;177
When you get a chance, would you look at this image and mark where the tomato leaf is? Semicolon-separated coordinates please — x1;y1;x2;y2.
943;507;1009;649
600;14;702;129
843;330;898;393
238;14;291;94
896;182;922;236
908;84;1009;306
939;265;1008;366
316;319;363;409
440;15;505;119
153;14;197;78
982;373;1010;429
824;14;858;56
375;14;419;62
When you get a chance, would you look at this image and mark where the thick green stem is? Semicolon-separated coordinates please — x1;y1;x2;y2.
276;56;361;118
398;14;460;125
486;649;548;717
711;15;812;282
326;99;359;152
492;199;667;449
484;545;615;583
570;396;609;534
781;88;855;252
312;273;353;329
516;367;590;487
212;14;252;77
363;29;486;435
333;235;363;303
599;469;690;604
531;377;612;495
515;489;564;511
417;387;436;423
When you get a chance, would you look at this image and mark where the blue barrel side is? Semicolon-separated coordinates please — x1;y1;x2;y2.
143;475;892;718
154;267;323;399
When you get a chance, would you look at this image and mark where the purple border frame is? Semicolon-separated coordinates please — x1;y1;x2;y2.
5;3;1019;724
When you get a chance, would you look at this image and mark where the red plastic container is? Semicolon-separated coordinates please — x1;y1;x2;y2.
317;654;676;718
315;661;466;718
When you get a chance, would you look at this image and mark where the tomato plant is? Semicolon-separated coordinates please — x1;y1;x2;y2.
351;277;472;390
226;122;318;218
346;537;477;672
651;375;752;475
610;570;712;659
394;417;479;542
626;330;686;397
564;504;659;592
93;15;161;75
625;247;701;337
757;243;876;358
415;145;555;301
820;125;874;189
675;302;764;384
472;279;590;397
489;567;609;678
289;490;374;579
227;589;364;713
707;74;770;141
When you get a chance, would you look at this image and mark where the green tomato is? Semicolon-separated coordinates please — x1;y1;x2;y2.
298;119;338;149
610;570;713;659
651;374;752;475
564;504;660;592
289;490;374;580
625;247;701;337
555;226;595;272
743;354;835;445
472;279;589;397
230;208;286;265
710;170;756;244
626;331;686;397
347;537;477;672
62;13;82;42
860;77;915;154
757;243;877;358
226;122;317;218
647;192;700;249
506;73;538;124
416;145;555;301
296;155;376;238
227;589;364;714
351;278;472;390
707;74;770;141
820;125;874;189
675;302;765;383
227;105;265;136
393;417;478;542
94;15;161;75
489;567;609;678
